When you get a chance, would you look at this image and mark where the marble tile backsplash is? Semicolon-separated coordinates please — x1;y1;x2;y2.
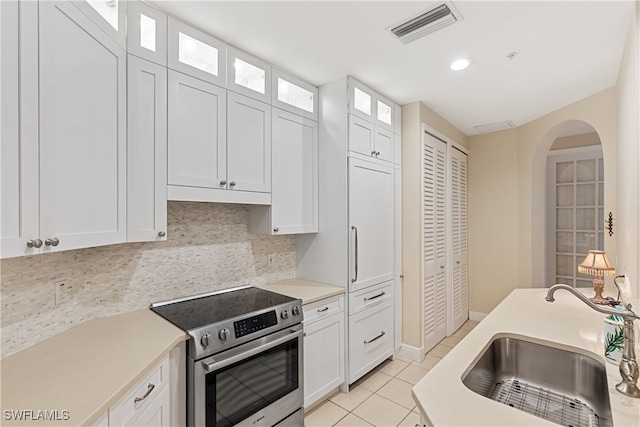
0;202;296;358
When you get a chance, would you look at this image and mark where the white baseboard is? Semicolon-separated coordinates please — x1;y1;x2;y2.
398;343;424;362
469;311;488;322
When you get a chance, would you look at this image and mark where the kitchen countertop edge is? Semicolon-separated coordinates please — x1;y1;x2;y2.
412;288;640;427
257;278;345;305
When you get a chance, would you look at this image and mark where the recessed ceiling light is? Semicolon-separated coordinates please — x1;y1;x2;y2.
450;58;472;71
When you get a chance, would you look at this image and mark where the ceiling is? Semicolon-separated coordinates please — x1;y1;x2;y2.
151;0;635;136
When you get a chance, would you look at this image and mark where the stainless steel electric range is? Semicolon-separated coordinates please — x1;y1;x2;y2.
151;285;303;427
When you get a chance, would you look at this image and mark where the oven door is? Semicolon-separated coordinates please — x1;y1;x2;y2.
191;324;304;427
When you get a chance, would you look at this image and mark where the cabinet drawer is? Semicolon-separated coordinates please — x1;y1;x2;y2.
348;281;393;316
303;294;344;325
109;356;169;426
348;300;394;383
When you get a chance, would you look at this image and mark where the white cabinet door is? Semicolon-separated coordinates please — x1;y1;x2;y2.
450;147;468;331
374;126;394;162
348;299;394;383
303;312;345;408
167;70;227;189
1;0;40;258
348;114;374;157
423;133;447;352
271;108;318;234
375;95;393;130
127;0;167;66
227;46;271;103
72;0;127;48
348;77;375;122
226;92;271;193
272;68;318;121
127;55;167;243
167;17;226;87
38;0;127;253
348;158;394;292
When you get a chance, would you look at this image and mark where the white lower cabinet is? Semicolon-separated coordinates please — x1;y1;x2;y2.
303;295;345;408
348;282;394;383
93;355;172;427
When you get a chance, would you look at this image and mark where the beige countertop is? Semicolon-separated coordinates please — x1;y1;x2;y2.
412;288;640;426
257;278;345;305
0;309;187;427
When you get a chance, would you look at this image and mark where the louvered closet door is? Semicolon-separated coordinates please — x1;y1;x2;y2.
423;133;447;352
451;147;469;332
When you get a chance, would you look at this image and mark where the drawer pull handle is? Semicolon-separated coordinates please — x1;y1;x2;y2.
364;331;385;344
364;291;385;302
317;307;329;313
134;383;155;404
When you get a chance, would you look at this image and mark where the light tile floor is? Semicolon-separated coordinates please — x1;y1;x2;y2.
304;320;480;427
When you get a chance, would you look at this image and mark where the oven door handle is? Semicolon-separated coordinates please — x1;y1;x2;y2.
201;325;303;373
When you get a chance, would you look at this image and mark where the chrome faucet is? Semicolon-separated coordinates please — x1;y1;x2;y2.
546;283;640;398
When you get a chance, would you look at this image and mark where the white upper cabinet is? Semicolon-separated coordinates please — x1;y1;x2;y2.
72;0;127;48
394;104;402;165
348;115;394;163
167;70;227;189
39;0;127;253
226;91;271;193
272;68;318;121
167;17;226;87
250;108;318;235
348;77;394;130
227;46;271;103
1;0;40;258
127;0;167;66
127;55;167;243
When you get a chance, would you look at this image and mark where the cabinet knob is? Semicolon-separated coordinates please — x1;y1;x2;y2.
371;151;376;157
27;239;43;248
273;227;279;233
45;238;60;247
157;231;166;237
229;181;236;187
377;151;381;156
220;180;227;186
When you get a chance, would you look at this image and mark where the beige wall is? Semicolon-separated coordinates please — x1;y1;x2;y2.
400;102;467;348
467;88;619;314
467;129;520;315
616;0;639;294
550;132;600;150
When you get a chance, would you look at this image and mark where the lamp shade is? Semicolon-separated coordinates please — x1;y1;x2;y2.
578;250;615;276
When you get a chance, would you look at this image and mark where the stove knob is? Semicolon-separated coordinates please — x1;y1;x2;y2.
219;328;230;340
281;309;289;319
201;333;212;348
292;306;300;316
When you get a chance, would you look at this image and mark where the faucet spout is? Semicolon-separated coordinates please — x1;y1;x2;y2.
546;284;640;398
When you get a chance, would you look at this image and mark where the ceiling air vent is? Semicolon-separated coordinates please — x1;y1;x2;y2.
473;121;516;134
387;2;463;44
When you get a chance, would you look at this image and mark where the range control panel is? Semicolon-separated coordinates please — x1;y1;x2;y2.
234;310;278;338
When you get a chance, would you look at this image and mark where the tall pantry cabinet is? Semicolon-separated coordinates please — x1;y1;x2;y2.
296;77;401;385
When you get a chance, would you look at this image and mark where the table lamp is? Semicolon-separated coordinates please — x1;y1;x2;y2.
578;250;615;305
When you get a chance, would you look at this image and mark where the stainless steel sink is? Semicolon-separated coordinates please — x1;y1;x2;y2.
462;335;613;427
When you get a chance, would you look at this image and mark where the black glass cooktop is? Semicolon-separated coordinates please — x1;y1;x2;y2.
150;286;295;332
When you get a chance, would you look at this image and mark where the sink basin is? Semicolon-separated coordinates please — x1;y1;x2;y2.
462;335;612;427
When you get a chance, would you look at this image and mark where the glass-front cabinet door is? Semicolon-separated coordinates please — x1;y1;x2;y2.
73;0;127;48
127;0;167;66
348;77;394;130
227;46;271;103
168;17;227;87
272;68;318;121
